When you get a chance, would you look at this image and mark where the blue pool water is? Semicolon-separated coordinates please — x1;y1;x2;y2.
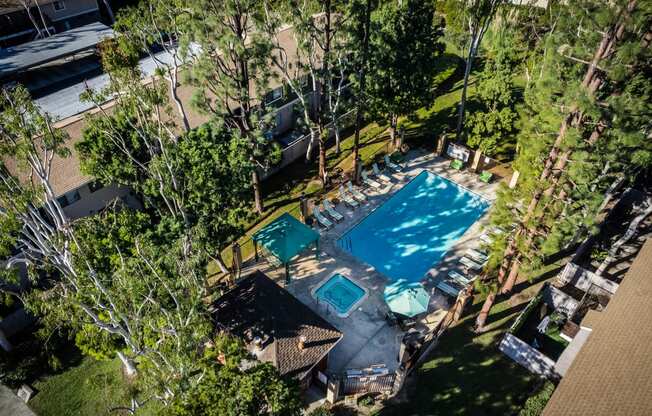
338;171;489;282
314;273;366;315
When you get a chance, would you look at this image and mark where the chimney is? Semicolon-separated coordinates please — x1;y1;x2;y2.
298;335;306;351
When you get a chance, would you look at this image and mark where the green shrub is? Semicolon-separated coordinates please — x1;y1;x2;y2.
519;381;555;416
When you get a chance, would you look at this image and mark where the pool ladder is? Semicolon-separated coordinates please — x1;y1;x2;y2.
342;236;353;253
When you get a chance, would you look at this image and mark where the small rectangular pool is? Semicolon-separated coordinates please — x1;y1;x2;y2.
338;171;489;283
313;273;368;318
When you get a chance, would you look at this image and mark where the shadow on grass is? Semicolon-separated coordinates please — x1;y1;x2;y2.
377;297;538;416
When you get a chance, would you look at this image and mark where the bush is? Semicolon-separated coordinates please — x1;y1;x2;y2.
519;381;555;416
308;407;333;416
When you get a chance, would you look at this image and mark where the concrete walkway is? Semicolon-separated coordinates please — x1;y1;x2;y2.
251;151;501;374
0;385;36;416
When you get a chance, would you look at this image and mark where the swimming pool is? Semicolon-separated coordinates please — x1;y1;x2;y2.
338;171;489;283
313;273;368;318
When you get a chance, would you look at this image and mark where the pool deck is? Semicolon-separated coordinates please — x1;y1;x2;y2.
250;150;502;374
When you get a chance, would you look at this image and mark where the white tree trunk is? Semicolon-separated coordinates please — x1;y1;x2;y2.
596;199;652;275
117;351;138;376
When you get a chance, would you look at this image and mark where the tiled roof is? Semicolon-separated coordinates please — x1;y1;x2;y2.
210;270;342;380
543;238;652;416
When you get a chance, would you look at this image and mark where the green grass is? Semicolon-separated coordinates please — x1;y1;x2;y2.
377;261;565;416
30;357;160;416
30;357;130;416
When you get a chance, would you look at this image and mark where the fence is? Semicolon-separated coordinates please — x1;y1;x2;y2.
339;370;397;396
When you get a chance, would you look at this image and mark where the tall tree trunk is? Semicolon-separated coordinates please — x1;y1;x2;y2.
252;170;263;214
117;351;137;377
34;0;51;37
319;128;327;185
474;291;496;332
500;256;520;294
352;0;372;185
455;32;480;141
389;113;398;149
21;1;43;38
595;200;652;275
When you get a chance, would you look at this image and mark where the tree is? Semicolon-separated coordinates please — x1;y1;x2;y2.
264;0;348;186
0;86;211;402
115;0;192;132
465;54;517;157
447;0;506;142
474;0;651;331
349;0;373;183
164;338;302;416
366;0;445;149
183;0;280;213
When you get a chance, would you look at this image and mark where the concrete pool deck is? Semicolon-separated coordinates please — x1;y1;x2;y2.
249;150;502;374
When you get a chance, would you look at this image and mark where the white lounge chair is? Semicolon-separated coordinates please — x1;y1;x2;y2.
448;270;476;286
313;206;333;229
372;163;392;183
323;200;343;222
480;233;492;244
362;170;382;188
465;248;488;263
339;186;359;208
384;154;403;172
460;256;483;272
346;181;367;202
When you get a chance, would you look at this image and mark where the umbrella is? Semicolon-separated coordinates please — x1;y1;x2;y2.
383;279;430;317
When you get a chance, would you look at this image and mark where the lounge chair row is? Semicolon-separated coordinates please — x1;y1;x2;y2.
435;247;490;297
313;156;405;230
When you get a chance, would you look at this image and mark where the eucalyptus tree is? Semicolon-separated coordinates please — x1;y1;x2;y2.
474;0;652;331
263;0;348;186
365;0;445;149
183;0;280;213
0;86;212;404
115;0;192;132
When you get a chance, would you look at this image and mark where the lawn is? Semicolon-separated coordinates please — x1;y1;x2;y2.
376;264;564;416
29;356;160;416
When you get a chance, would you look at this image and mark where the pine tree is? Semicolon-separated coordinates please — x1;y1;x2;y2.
475;0;651;331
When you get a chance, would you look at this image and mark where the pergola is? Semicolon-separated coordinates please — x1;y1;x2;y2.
252;213;319;283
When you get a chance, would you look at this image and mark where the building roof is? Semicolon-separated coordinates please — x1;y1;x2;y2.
0;22;113;80
543;238;652;416
252;213;320;264
210;270;342;380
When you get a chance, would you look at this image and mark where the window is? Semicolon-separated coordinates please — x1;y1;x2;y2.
53;1;66;11
66;190;81;204
264;87;283;105
57;195;69;208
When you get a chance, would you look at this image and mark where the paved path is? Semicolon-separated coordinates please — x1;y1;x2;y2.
0;385;36;416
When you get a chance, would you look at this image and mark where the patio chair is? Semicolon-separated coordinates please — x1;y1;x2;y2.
450;159;464;170
479;170;493;183
339;186;359;209
479;233;493;244
372;162;392;182
323;200;343;222
313;206;333;229
436;279;462;297
465;248;488;264
384;154;403;172
459;256;483;272
361;170;382;188
448;270;476;286
346;181;367;202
